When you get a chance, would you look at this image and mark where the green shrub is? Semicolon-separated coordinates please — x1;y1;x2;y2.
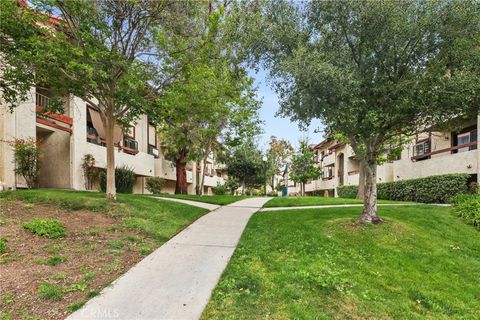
99;166;136;193
212;183;227;195
337;185;358;199
38;282;64;300
145;177;166;194
337;173;469;203
452;194;480;229
23;219;66;238
0;238;7;254
12;138;41;189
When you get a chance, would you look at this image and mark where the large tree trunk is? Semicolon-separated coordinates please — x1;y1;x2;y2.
241;179;245;195
195;161;200;195
356;161;365;199
360;160;381;224
198;153;208;196
105;112;116;200
175;149;188;194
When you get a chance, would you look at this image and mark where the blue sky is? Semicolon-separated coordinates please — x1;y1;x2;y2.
249;68;324;150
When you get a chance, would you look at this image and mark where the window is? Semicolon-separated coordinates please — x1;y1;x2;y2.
322;166;334;180
453;126;477;153
413;139;431;160
148;124;156;146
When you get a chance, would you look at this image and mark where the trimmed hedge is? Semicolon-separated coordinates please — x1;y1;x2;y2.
452;195;480;229
337;173;470;203
336;185;357;199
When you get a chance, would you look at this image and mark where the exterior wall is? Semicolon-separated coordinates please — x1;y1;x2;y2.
303;118;479;197
70;96;88;190
84;143;155;177
1;85;228;195
0;87;37;189
393;151;477;180
37;125;71;188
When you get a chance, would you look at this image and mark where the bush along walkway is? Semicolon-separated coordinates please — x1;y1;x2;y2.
67;197;271;320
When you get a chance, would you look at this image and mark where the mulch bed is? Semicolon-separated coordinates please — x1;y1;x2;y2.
0;200;154;320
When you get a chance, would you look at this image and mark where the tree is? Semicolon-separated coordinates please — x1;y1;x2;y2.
12;139;41;189
266;135;293;190
153;2;261;194
225;139;264;195
233;0;480;223
0;0;204;199
224;176;240;195
290;140;321;196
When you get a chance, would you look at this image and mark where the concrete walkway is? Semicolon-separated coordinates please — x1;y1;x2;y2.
154;196;220;211
67;197;270;320
260;203;426;212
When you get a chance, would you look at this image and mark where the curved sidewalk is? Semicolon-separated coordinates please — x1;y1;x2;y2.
67;197;270;320
154;196;221;211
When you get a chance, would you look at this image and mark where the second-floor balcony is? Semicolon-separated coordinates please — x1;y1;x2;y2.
35;92;73;133
412;127;477;161
123;137;139;155
86;125;139;156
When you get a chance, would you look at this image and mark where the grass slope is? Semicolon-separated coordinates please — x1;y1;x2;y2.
0;189;209;243
0;189;210;319
203;206;480;319
264;196;410;207
156;194;248;205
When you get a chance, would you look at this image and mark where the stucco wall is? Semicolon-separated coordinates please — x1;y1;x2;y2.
0;87;37;189
37;125;71;188
393;151;477;181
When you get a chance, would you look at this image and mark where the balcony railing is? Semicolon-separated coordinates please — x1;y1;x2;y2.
35;92;73;132
411;141;477;161
123;137;139;155
86;126;105;145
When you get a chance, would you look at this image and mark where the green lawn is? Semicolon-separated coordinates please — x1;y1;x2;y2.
203;206;480;319
0;189;208;244
156;193;248;205
264;196;411;207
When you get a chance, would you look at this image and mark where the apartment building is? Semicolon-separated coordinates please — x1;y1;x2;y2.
285;116;479;196
0;87;226;194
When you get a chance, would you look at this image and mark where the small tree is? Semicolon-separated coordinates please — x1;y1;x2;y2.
81;154;97;190
266;135;294;190
225;140;264;195
12;139;41;189
290;140;321;196
224;177;240;195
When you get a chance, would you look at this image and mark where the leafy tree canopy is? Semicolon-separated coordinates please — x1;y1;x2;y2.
230;0;480;222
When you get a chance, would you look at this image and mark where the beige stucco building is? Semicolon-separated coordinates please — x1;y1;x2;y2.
0;87;226;194
285;116;479;196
